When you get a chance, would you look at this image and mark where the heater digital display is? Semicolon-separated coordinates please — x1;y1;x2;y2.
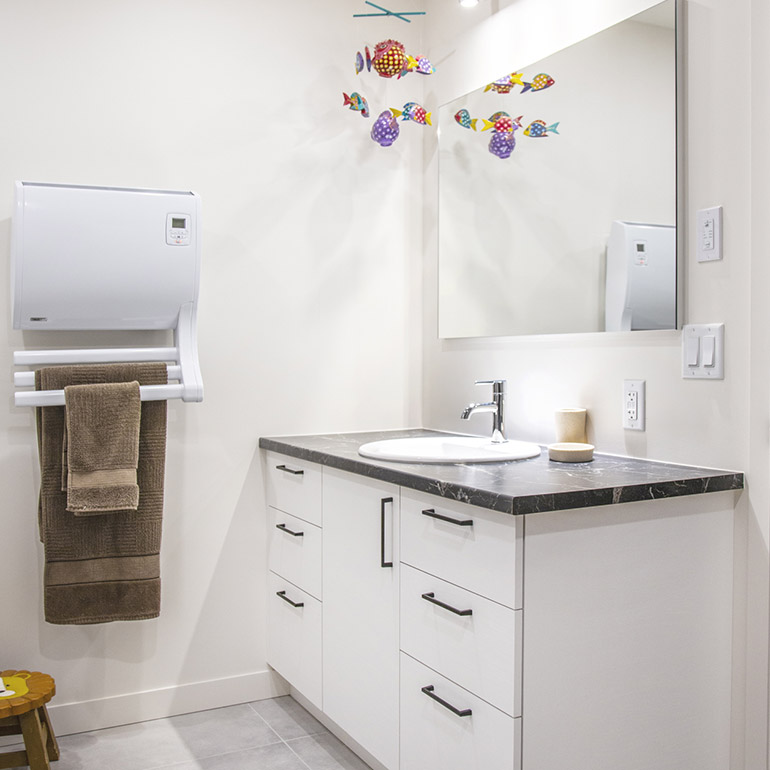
166;213;191;246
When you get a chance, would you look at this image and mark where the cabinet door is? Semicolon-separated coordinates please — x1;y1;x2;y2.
322;468;400;770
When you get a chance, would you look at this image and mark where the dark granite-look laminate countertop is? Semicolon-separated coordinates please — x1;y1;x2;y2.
259;429;744;516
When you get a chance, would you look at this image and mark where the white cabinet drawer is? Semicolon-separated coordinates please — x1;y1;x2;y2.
400;653;520;770
264;451;323;526
400;490;522;609
268;507;322;600
400;564;522;717
267;572;322;709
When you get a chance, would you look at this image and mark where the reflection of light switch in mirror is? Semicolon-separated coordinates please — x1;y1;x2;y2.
696;206;722;262
682;323;724;379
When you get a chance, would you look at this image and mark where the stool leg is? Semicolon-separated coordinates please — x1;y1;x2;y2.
39;706;59;761
18;708;50;770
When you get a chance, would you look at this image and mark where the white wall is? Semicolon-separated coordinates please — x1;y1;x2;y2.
0;0;424;734
422;0;763;768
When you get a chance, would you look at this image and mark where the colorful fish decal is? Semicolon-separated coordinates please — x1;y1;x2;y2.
355;51;365;75
371;39;407;78
524;119;560;137
343;91;370;118
482;113;521;133
371;110;400;147
365;46;372;72
392;102;432;126
405;54;435;75
484;73;524;94
521;73;555;93
454;109;478;130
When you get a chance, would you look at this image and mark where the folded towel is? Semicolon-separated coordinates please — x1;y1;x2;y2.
64;381;142;515
36;363;168;625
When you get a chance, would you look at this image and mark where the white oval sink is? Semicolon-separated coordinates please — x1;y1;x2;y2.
358;436;541;464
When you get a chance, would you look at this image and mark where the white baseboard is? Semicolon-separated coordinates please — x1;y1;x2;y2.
43;669;289;737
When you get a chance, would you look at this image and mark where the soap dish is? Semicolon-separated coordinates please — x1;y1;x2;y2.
548;442;595;463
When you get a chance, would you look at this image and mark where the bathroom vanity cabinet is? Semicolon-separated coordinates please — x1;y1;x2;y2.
261;430;743;770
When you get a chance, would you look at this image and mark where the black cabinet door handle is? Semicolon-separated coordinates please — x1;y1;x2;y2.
421;685;472;717
381;497;394;568
276;523;304;537
421;508;474;527
276;590;304;608
276;464;304;475
421;592;473;617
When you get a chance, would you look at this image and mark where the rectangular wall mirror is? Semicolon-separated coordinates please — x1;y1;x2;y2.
438;0;678;339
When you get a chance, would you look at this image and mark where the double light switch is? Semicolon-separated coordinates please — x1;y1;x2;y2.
682;324;724;379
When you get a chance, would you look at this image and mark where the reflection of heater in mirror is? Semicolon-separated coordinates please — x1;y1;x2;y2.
605;221;676;331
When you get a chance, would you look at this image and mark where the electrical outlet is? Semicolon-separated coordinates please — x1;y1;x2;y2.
623;380;646;430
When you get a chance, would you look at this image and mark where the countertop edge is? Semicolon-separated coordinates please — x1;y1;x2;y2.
259;435;745;516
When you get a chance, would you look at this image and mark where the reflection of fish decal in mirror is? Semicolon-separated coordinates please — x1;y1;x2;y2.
488;118;522;159
483;114;521;133
524;119;560;137
489;132;516;159
480;111;510;131
454;109;478;130
521;73;555;93
484;73;524;93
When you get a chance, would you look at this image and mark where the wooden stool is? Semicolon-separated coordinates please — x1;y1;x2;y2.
0;670;59;770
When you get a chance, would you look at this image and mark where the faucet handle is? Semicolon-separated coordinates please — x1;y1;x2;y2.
475;379;506;391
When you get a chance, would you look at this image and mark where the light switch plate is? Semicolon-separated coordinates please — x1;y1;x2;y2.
696;206;723;262
682;323;724;379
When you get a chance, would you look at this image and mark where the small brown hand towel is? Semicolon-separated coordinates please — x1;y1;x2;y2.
64;381;142;514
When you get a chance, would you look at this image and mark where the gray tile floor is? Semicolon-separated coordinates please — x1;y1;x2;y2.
7;696;372;770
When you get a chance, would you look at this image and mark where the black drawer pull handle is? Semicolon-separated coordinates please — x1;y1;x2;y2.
421;592;473;617
421;508;474;527
381;497;394;568
276;523;304;537
421;685;472;717
276;590;304;608
276;464;304;475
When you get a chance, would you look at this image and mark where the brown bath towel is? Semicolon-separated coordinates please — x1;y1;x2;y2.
36;363;168;625
64;381;142;514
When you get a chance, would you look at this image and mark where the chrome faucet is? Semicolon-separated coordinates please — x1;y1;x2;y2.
461;379;507;443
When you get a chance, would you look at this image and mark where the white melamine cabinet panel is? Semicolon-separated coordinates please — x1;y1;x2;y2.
267;572;322;710
400;652;520;770
522;495;734;770
322;468;400;770
399;563;521;717
264;451;323;526
268;507;322;600
400;490;522;609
